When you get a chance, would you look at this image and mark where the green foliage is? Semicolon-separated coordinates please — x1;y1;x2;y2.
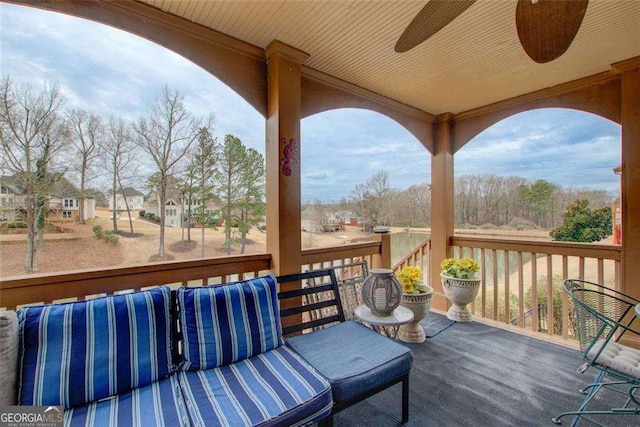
522;179;559;227
523;275;574;336
550;199;612;243
441;257;479;279
139;210;145;218
93;225;118;244
7;223;15;229
105;233;118;245
477;289;519;323
215;134;266;255
92;224;103;238
524;275;564;308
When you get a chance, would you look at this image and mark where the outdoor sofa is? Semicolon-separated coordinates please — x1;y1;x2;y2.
0;270;413;426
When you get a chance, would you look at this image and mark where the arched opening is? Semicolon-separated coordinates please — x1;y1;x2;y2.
453;107;621;327
0;3;266;275
301;108;431;262
456;108;620;232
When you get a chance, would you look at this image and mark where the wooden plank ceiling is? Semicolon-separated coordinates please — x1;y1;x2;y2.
141;0;640;116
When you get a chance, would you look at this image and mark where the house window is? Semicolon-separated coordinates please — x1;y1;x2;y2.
64;199;74;208
62;211;72;218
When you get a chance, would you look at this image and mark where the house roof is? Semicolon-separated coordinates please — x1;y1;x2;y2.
140;0;640;115
51;177;82;198
0;175;25;194
0;174;87;198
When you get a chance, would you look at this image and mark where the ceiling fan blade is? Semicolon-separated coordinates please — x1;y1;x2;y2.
516;0;589;63
395;0;477;53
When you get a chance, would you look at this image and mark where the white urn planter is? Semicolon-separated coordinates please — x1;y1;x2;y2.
398;286;433;343
441;274;481;322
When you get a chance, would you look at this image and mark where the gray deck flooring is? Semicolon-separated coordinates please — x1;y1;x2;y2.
333;313;639;426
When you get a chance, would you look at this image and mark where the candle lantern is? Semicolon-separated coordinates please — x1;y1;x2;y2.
361;268;402;316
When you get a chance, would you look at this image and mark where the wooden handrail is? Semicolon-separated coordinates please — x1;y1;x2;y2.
0;254;272;310
450;235;621;341
301;241;382;267
392;238;431;271
451;236;621;259
0;241;385;310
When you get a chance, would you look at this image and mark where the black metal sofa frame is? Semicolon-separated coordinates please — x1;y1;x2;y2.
277;268;411;426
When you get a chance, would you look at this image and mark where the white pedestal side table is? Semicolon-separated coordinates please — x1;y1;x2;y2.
353;305;414;340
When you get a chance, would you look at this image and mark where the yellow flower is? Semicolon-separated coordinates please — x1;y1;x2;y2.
396;266;424;294
441;257;480;279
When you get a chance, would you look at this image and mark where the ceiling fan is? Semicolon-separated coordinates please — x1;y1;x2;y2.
394;0;589;64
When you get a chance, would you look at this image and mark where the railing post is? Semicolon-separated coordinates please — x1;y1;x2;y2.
372;226;391;269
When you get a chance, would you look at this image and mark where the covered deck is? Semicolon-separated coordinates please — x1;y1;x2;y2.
3;0;638;314
337;313;637;426
1;1;640;424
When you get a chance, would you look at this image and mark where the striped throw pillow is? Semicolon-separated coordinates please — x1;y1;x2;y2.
178;275;283;370
18;286;173;409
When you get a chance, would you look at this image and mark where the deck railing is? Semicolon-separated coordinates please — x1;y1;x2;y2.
2;233;619;343
392;238;431;285
0;254;273;310
0;240;384;310
451;236;622;340
302;240;381;271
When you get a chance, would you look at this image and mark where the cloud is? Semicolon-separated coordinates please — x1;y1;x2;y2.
457;109;620;193
0;4;621;203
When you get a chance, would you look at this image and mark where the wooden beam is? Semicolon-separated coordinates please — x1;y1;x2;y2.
430;113;454;310
265;40;308;277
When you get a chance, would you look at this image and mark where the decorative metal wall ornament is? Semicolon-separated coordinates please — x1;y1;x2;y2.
279;137;298;176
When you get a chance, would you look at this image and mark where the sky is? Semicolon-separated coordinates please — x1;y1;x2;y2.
0;3;621;202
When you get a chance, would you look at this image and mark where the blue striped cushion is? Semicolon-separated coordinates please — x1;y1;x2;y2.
65;374;189;427
18;286;173;408
178;346;332;426
177;275;283;370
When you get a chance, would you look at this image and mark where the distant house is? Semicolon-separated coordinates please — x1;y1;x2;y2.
0;177;24;222
0;174;95;222
46;177;96;221
108;187;144;212
335;210;363;227
142;183;220;228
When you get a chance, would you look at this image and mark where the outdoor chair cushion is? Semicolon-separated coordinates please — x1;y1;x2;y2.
0;310;18;405
177;345;332;426
587;339;640;379
65;374;189;427
18;286;174;408
177;275;283;370
286;320;413;402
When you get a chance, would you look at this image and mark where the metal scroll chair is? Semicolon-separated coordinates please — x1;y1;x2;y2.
302;261;369;326
553;279;640;424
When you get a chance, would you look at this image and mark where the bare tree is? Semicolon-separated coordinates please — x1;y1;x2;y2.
351;170;392;231
68;109;102;224
0;77;66;273
133;86;207;258
102;117;139;234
